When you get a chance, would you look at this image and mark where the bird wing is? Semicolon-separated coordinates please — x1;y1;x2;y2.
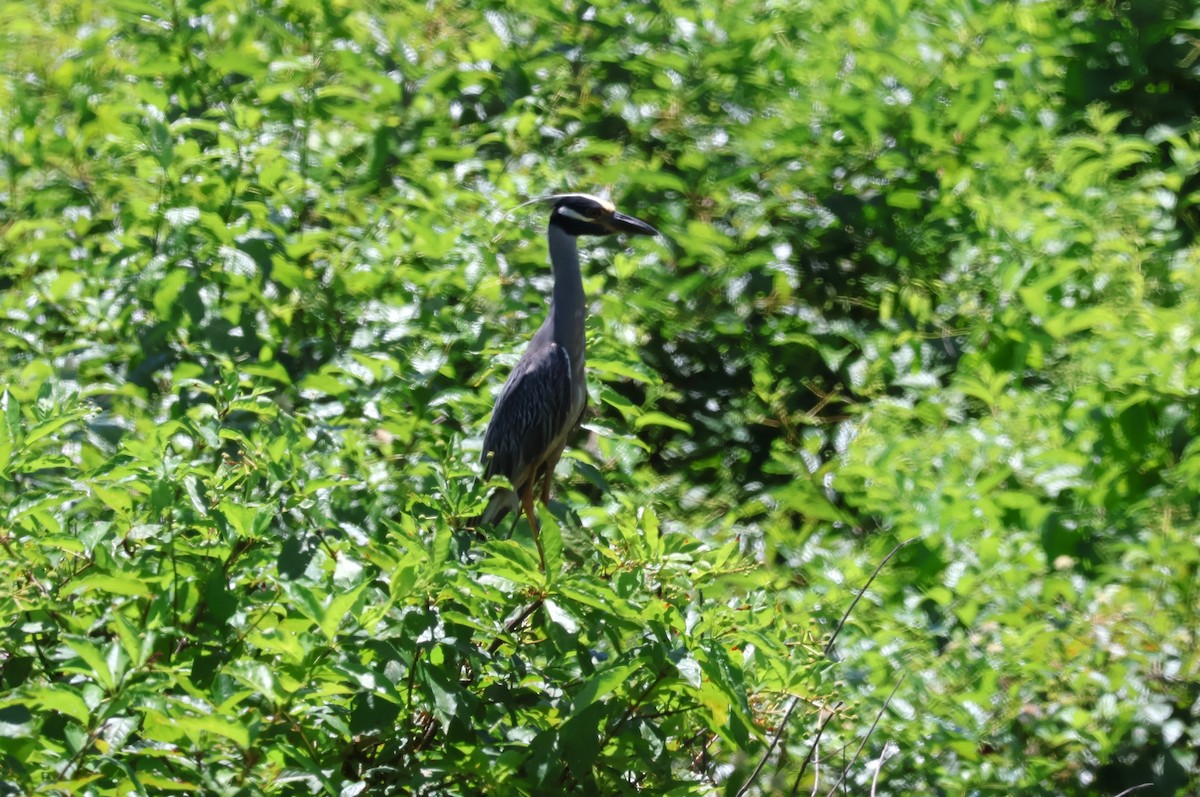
481;338;575;490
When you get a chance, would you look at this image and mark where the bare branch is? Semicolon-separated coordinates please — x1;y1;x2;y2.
1112;785;1154;797
736;694;803;797
808;738;820;797
734;539;915;797
826;538;916;657
868;740;894;797
487;599;543;654
824;674;906;797
789;702;842;797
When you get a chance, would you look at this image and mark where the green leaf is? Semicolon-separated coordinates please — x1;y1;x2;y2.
639;505;661;556
171;714;250;749
69;574;152;598
153;267;189;318
64;636;117;691
220;501;264;538
321;583;367;641
27;686;90;725
569;662;639;718
589;359;659;385
417;662;461;727
633;411;693;434
23;413;79;446
90;484;134;516
1;390;20;470
228;661;282;706
886;189;922;209
539;513;563;577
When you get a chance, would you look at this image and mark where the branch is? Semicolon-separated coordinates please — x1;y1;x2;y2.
735;694;804;797
790;702;840;797
1112;785;1154;797
825;538;916;657
868;740;894;797
487;599;543;655
808;740;820;797
824;674;906;797
738;538;913;797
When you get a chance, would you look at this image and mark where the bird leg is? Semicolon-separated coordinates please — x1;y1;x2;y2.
520;480;546;572
539;454;560;505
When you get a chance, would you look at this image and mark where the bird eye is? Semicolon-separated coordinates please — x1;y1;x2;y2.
585;206;603;218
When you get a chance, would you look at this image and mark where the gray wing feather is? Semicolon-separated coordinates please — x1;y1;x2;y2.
481;340;574;490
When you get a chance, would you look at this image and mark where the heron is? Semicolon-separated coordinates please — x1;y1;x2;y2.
473;193;658;569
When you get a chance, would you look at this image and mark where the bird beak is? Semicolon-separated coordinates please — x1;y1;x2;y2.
608;211;659;237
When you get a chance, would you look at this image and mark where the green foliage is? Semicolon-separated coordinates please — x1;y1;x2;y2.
2;0;1198;794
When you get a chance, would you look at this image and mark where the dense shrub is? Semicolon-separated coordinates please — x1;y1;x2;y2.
1;0;1197;794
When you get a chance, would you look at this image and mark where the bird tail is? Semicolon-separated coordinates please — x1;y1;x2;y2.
467;487;519;531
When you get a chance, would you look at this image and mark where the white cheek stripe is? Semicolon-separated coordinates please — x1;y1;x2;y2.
557;206;591;222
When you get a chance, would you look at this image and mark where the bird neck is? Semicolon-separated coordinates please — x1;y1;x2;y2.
547;223;586;362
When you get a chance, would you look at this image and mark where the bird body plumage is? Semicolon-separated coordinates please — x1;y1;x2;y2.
481;331;579;504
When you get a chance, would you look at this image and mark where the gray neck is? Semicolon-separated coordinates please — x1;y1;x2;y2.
547;223;586;364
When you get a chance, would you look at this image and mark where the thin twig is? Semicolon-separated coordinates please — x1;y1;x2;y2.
739;542;907;797
808;736;820;797
487;599;543;655
740;539;913;797
735;695;803;797
598;668;669;749
825;538;916;657
790;702;841;797
1111;785;1154;797
824;675;906;797
868;740;893;797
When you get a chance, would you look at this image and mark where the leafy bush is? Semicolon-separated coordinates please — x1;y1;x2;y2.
1;0;1197;794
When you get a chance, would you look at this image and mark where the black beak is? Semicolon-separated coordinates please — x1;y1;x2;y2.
608;210;659;237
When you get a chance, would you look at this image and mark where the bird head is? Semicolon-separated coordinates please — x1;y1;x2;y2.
537;193;659;238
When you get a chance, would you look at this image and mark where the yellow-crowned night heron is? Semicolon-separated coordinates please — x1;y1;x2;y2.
474;193;658;567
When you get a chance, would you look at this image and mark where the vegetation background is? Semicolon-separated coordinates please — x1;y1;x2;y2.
2;0;1198;794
